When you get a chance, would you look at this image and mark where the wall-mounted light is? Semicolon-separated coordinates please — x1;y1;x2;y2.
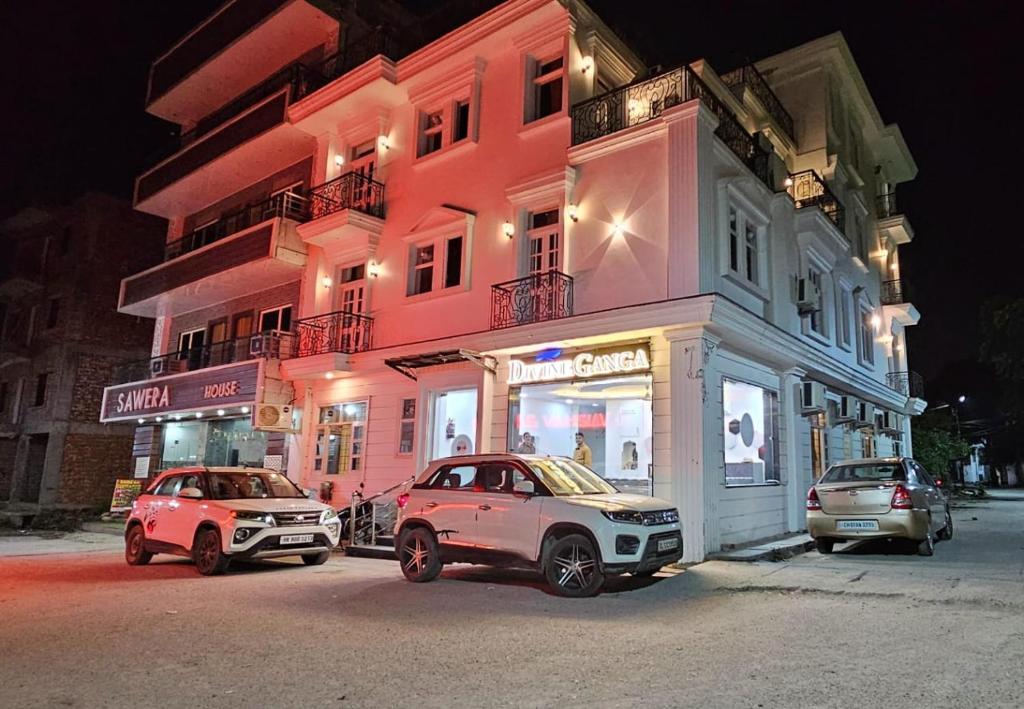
137;418;144;425
612;221;625;237
872;248;889;261
581;55;594;74
216;409;226;417
173;414;183;421
195;412;203;419
321;276;333;288
241;406;251;414
566;203;579;223
325;371;335;380
783;176;794;188
378;135;390;151
334;154;344;167
155;416;163;423
503;221;515;239
368;261;380;278
870;313;882;331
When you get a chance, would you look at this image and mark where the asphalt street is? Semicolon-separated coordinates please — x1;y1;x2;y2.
1;493;1022;709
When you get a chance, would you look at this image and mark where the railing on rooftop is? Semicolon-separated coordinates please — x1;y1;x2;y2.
570;64;772;189
876;191;902;219
880;279;905;306
490;271;574;330
293;310;374;357
785;170;845;235
720;64;795;142
886;371;924;399
163;191;308;262
308;172;386;220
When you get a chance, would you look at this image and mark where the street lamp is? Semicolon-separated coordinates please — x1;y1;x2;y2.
930;396;966;438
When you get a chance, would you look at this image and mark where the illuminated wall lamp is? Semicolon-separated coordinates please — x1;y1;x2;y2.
566;203;579;223
378;135;390;151
368;261;380;278
334;154;344;167
612;221;625;237
581;55;594;74
321;276;333;288
870;313;882;331
503;221;515;239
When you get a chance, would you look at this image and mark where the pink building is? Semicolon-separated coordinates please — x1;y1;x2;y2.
101;0;923;561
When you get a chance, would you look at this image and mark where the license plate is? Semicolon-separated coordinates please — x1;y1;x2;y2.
657;537;679;552
280;534;315;545
836;520;879;531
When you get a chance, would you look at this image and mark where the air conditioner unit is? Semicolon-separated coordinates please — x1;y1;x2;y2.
796;278;821;314
800;381;826;414
150;358;165;376
856;401;874;427
835;395;859;423
253;404;293;432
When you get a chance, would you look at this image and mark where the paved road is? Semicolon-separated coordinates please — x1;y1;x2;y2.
1;496;1022;708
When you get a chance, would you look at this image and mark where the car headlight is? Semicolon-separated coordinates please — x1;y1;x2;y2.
602;510;643;525
320;508;339;524
232;511;275;525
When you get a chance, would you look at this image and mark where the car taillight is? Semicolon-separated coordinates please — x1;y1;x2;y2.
397;493;410;509
891;484;913;509
806;487;822;510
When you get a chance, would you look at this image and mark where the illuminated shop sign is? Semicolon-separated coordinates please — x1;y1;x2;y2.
507;344;651;385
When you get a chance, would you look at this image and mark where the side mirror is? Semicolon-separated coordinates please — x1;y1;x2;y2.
177;487;203;500
513;480;535;496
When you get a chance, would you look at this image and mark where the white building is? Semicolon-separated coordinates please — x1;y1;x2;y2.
101;0;925;561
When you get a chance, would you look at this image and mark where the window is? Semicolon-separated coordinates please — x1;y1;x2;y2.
33;373;48;407
806;266;826;336
428;464;478;490
415;92;476;159
858;303;876;366
526;54;564;123
526;208;561;275
723;379;781;486
837;287;853;350
862;432;875;458
811;414;829;479
407;235;465;296
726;205;762;288
177;328;205;357
152;475;183;497
398;398;416;455
46;298;60;329
418;109;444;157
453;100;471;142
314;402;368;475
259;305;292;333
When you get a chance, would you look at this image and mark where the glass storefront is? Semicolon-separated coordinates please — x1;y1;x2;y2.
507;374;653;495
722;378;780;486
160;416;269;469
431;388;478;459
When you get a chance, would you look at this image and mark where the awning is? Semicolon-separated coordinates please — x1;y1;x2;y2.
384;349;496;380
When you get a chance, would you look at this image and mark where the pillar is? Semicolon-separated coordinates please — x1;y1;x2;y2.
780;367;807;533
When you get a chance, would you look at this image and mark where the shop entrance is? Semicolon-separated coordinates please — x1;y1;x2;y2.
159;417;269;470
430;388;478;461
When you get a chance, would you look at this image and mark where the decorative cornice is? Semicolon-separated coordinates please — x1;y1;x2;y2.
505;166;576;206
408;57;486;106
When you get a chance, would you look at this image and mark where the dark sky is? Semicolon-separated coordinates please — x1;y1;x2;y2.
3;0;1021;389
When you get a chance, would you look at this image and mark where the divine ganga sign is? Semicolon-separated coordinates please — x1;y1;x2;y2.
507;347;650;385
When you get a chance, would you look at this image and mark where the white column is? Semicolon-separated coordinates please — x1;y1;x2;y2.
666;326;721;563
313;132;338;186
780;367;807;533
151;308;174;358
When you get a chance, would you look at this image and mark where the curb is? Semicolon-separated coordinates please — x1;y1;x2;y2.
707;534;816;562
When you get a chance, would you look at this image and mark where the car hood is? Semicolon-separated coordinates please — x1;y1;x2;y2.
212;499;332;514
562;493;675;512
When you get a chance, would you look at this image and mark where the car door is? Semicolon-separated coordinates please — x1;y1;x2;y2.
910;461;945;532
163;473;208;551
413;464;480;550
142;475;182;545
474;462;543;561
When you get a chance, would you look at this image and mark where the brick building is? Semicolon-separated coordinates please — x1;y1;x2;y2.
0;193;165;510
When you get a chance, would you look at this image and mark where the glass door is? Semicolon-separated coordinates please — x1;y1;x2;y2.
349;139;377;212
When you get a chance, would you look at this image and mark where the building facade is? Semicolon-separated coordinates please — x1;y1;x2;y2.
0;194;165;509
103;0;925;561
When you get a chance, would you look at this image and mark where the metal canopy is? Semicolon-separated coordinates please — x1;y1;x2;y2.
384;348;496;380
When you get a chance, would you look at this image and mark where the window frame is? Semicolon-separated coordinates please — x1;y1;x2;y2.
397;397;417;456
258;305;293;334
524;206;562;276
33;372;49;408
526;52;565;124
313;400;369;476
721;189;769;298
856;299;877;368
722;377;782;488
405;233;468;299
836;283;854;351
412;80;480;164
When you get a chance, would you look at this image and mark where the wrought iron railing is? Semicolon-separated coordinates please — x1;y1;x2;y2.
293;26;406;103
720;64;795;142
490;271;574;330
111;332;289;384
785;170;846;235
293;310;374;357
880;279;905;305
164;191;308;262
570;64;771;188
308;171;385;220
886;371;924;399
876;191;901;219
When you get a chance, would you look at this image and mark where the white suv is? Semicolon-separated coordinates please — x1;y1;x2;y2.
124;467;341;575
394;454;683;597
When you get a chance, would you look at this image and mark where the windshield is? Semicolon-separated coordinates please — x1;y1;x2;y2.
528;458;618;496
208;471;305;500
820;462;906;484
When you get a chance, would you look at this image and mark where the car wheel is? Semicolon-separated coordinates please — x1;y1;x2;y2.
397;527;442;583
302;551;331;566
193;528;230;575
917;530;935;557
816;539;834;554
545;534;604;598
124;525;153;566
937;508;954;541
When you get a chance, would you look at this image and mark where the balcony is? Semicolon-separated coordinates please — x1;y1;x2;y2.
720;64;795;145
876;191;914;245
570;64;772;189
110;332;289;385
297;172;386;257
880;279;905;306
786;170;845;235
118;193;308;318
886;371;924;400
280;310;374;380
146;0;340;124
490;271;574;330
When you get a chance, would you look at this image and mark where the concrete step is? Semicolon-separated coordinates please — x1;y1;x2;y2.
344;544;397;560
707;533;815;562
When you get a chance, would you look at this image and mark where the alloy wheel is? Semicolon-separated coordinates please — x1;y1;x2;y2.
403;537;429;575
199;534;218;571
553;543;597;590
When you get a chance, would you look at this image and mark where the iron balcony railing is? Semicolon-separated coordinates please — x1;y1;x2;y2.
293;26;406;103
785;170;846;235
293;310;374;357
570;64;772;189
111;332;289;385
490;270;574;330
720;64;795;143
308;171;386;220
876;191;901;219
886;371;924;399
163;191;308;262
880;279;905;305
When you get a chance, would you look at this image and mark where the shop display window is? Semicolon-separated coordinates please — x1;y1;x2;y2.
431;388;477;460
159;417;269;470
723;378;781;486
314;401;368;475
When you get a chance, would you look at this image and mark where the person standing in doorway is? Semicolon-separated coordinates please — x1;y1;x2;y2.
573;431;593;468
518;432;536;454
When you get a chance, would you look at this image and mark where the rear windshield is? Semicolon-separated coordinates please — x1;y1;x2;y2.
821;463;906;484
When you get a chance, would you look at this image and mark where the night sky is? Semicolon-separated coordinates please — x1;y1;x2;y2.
3;1;1020;397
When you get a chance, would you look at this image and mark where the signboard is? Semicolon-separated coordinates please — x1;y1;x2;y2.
133;456;151;479
110;479;143;513
100;360;261;423
507;343;652;386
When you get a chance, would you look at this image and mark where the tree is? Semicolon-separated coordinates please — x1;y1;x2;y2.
979;297;1024;469
912;416;969;484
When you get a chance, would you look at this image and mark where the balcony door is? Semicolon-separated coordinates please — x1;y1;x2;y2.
336;264;367;352
349;139;377;212
206;318;229;366
177;328;206;372
521;208;562;324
